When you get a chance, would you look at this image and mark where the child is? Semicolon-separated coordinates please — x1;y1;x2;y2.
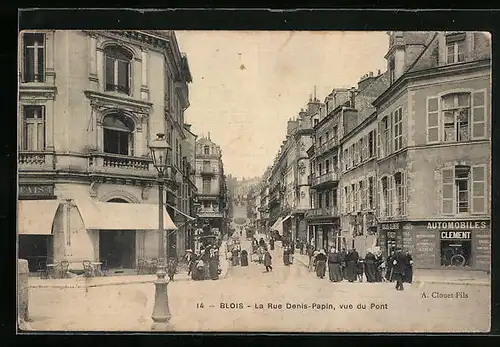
356;259;365;282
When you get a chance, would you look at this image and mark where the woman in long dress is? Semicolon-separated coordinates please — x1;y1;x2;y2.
264;248;273;272
283;245;290;266
327;248;343;282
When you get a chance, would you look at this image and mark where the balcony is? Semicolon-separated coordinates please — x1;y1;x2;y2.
18;151;55;171
310;171;339;188
305;206;339;219
197;208;223;218
200;166;217;176
88;152;155;178
315;136;338;157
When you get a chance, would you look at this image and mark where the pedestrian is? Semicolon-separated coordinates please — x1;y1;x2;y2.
193;255;205;281
307;245;315;271
258;246;264;264
290;241;295;264
356;258;364;282
340;248;347;279
208;248;219;280
345;249;359;283
269;238;275;251
184;249;195;276
315;249;327;279
364;249;377;283
299;240;305;255
201;248;211;280
167;258;177;281
404;250;414;283
283;245;291;266
327;247;343;282
392;248;406;291
264;247;273;272
386;250;395;282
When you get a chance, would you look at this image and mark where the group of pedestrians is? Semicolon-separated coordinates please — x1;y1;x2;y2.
307;245;414;291
184;243;221;281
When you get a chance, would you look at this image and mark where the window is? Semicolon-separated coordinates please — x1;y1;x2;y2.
389;58;396;84
394;172;406;216
442;93;470;142
446;33;466;64
325;159;330;173
318;192;323;208
318;163;323;176
202;178;211;194
325;191;330;207
22;33;45;83
314;119;319;127
380;115;392;157
359;181;365;211
442;165;486;214
319;136;323;146
349;145;354;168
22;105;45;151
351;184;356;212
332;126;338;139
393;108;403;151
380;176;392;217
332;189;338;208
440;238;471;268
204;146;210;155
332;156;338;172
343;149;349;170
104;46;132;94
368;130;375;157
360;137;366;162
326;132;329;141
353;142;359;165
344;186;350;214
103;114;135;156
203;160;211;172
368;177;374;209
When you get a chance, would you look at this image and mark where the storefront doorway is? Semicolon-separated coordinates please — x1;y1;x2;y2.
99;230;136;269
19;235;53;272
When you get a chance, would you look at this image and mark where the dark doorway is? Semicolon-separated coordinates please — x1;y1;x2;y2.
19;235;53;272
99;198;136;269
99;230;136;269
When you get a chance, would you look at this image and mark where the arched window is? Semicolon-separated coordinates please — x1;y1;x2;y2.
103;113;135;156
104;46;132;95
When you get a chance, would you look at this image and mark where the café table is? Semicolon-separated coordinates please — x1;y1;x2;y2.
46;263;58;279
91;262;103;276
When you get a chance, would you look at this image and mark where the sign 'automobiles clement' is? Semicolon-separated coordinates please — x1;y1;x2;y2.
426;221;488;230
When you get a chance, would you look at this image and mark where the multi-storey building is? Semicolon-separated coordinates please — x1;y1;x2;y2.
17;30;194;271
257;167;271;236
373;31;491;270
268;98;316;243
338;72;389;255
194;136;228;244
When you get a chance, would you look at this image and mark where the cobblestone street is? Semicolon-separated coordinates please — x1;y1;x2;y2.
26;240;490;332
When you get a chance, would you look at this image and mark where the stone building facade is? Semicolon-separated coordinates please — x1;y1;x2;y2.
18;30;194;271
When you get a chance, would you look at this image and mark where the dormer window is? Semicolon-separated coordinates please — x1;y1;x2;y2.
446;33;466;64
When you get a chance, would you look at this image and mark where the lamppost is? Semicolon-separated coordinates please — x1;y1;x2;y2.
149;133;172;330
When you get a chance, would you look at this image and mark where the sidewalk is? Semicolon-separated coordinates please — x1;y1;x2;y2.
291;250;490;286
29;253;230;289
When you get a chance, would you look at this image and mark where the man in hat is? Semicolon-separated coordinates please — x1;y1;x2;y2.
392;248;406;291
184;249;195;276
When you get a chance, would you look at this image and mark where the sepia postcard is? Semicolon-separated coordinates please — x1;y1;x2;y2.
17;29;491;333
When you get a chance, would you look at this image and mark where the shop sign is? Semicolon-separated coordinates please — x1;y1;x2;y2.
381;222;400;230
440;231;472;240
19;184;54;198
427;221;488;230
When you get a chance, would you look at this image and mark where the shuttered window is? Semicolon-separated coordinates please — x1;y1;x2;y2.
471;90;487;139
471;165;486;214
427;96;440;143
441;168;454;214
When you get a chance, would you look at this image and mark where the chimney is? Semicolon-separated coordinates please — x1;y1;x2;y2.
349;88;356;109
208;132;211;140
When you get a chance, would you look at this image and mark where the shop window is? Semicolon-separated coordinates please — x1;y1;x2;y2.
440;238;471;267
22;105;45;151
103;114;135;156
442;93;470;142
442;165;486;214
393;107;403;151
446;32;466;64
22;33;45;83
104;45;132;95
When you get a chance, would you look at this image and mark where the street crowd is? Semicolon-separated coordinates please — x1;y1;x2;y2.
180;240;222;281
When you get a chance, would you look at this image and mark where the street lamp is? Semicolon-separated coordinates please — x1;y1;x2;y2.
149;133;172;330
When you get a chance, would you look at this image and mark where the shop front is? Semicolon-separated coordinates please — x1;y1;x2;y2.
307;221;340;251
378;222;403;257
17;184;61;272
411;220;490;271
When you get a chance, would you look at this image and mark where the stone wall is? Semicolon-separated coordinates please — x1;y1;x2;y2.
18;259;29;321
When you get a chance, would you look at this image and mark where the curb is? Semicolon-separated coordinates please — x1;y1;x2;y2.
293;253;490;286
30;259;231;289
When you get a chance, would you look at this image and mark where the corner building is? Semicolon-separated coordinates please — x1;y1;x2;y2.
18;30;193;272
373;31;491;270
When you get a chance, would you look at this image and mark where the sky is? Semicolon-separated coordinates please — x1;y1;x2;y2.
176;31;389;179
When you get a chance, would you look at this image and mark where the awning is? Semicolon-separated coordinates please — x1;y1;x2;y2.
18;200;61;235
166;203;196;221
270;217;283;235
282;215;292;223
75;199;177;230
